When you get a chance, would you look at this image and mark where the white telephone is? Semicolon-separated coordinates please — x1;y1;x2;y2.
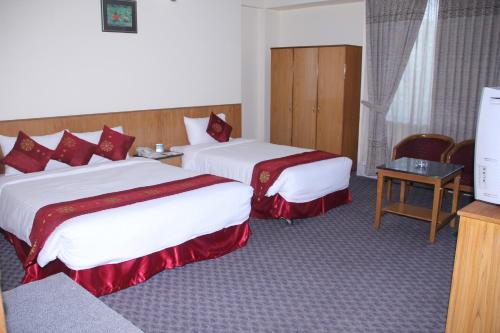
136;147;165;158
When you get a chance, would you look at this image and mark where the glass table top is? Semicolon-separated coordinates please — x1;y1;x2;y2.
377;157;464;179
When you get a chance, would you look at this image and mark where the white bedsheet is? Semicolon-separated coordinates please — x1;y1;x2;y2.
171;139;352;203
0;158;252;270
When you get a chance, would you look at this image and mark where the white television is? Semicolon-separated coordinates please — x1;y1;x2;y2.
475;86;500;204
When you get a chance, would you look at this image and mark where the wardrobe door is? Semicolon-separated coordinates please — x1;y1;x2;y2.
316;46;346;155
270;48;294;146
292;47;318;149
341;46;362;169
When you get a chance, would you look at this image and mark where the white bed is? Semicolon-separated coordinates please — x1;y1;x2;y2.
0;158;252;270
171;139;352;203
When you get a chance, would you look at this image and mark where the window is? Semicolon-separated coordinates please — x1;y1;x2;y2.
385;0;439;150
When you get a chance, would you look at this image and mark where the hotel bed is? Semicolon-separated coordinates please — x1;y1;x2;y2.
171;138;352;220
0;130;252;296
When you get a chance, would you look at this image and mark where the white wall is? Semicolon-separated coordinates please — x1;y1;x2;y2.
242;6;280;140
276;2;364;46
0;0;241;121
242;7;266;139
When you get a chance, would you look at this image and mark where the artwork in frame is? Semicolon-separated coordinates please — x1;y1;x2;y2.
101;0;137;33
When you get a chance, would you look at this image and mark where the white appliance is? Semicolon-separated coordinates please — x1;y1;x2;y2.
475;87;500;204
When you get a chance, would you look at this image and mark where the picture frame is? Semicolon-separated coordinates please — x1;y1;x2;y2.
101;0;137;33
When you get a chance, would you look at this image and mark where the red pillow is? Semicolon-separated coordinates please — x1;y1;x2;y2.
95;126;135;161
206;112;232;142
2;131;53;173
52;131;96;166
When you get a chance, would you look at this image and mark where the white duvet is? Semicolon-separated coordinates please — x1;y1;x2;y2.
171;139;352;203
0;159;252;270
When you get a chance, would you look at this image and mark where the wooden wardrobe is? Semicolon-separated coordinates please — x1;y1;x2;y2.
270;45;362;169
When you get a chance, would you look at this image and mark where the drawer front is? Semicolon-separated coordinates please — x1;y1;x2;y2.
161;156;182;167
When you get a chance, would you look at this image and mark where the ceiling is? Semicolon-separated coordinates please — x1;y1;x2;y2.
242;0;364;10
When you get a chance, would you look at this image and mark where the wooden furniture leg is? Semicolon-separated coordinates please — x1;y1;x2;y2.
450;174;461;228
374;172;385;230
0;288;5;333
399;180;407;203
429;184;444;244
387;179;392;201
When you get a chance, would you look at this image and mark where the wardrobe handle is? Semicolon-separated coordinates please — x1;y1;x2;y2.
317;106;320;113
312;107;315;113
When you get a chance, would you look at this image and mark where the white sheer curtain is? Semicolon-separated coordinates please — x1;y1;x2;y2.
385;0;439;154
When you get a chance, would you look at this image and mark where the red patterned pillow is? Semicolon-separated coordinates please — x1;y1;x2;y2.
206;112;232;142
1;131;53;173
52;131;96;166
95;126;135;161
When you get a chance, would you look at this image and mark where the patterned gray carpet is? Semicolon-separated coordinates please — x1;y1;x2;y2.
1;176;469;332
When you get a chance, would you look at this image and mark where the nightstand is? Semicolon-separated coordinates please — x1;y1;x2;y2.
134;151;183;167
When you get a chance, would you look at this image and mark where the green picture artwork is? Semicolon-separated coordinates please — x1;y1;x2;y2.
106;4;133;28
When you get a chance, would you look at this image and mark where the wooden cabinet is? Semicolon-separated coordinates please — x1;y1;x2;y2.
160;155;182;167
134;152;183;167
270;45;362;168
445;201;500;332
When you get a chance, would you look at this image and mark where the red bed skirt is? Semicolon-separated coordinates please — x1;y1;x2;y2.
251;188;351;220
2;220;250;296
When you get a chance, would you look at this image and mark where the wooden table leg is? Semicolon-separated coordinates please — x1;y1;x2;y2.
374;172;385;230
399;180;407;203
450;174;461;228
387;179;392;201
429;184;444;244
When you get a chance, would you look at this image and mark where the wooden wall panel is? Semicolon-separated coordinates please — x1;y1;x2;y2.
0;104;241;173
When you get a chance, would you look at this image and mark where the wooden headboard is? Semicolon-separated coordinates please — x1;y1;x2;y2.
0;104;241;173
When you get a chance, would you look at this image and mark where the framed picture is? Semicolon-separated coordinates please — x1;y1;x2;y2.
101;0;137;33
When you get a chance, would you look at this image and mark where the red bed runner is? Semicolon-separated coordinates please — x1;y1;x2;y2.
25;174;232;269
250;150;351;219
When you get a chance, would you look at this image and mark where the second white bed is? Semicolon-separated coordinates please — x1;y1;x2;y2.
171;139;352;203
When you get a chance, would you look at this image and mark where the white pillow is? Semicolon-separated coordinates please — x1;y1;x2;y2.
0;131;68;175
184;114;226;145
72;126;125;164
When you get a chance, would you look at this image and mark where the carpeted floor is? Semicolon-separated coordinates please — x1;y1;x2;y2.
1;175;470;332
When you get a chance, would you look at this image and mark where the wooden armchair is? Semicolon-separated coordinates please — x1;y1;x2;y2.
392;133;455;162
445;139;475;194
387;134;455;201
